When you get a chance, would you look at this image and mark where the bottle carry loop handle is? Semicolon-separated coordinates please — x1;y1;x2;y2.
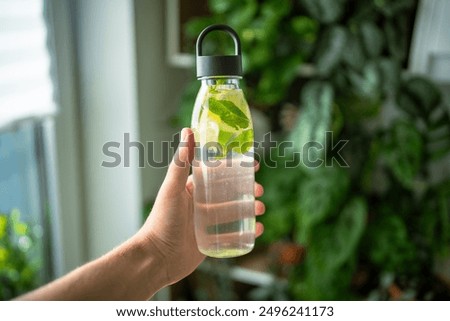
196;24;241;57
195;24;243;78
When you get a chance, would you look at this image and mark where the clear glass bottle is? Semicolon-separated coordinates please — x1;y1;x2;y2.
191;25;255;258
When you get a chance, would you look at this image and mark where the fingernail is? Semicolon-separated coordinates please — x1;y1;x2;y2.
181;128;187;142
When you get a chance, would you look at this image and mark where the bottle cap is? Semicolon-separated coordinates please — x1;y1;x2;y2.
196;24;242;79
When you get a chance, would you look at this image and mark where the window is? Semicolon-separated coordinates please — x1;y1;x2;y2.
0;0;59;298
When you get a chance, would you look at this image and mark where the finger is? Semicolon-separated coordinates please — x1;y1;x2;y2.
255;222;264;238
254;159;260;173
255;200;265;216
254;183;264;198
162;128;194;194
186;175;194;197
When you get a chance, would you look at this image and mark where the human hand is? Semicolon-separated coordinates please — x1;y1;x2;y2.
136;128;265;287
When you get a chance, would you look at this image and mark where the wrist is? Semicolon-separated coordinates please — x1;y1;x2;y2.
116;234;168;300
130;233;168;298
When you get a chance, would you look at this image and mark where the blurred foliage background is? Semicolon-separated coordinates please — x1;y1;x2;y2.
0;210;41;300
175;0;450;300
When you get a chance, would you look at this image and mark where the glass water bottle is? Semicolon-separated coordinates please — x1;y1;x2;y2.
191;24;255;258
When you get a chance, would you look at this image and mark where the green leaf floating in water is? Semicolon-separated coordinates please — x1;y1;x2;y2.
208;97;250;130
218;129;253;155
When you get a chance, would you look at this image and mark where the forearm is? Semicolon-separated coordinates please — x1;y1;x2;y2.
17;236;166;300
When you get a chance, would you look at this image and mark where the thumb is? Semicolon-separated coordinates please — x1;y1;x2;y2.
161;128;194;193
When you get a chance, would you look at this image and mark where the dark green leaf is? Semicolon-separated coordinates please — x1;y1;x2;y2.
295;198;366;299
384;17;409;61
384;120;423;188
257;162;303;244
315;26;347;75
397;77;442;120
228;0;258;29
374;0;416;17
396;87;422;119
342;33;366;70
300;0;346;24
336;91;382;123
261;0;292;20
208;0;237;14
245;43;272;71
366;214;417;272
296;166;350;243
427;140;450;161
331;197;367;267
255;54;302;105
421;182;450;255
291;16;319;43
377;58;401;95
290;81;334;158
405;77;442;113
428;107;449;129
360;21;384;58
347;62;381;97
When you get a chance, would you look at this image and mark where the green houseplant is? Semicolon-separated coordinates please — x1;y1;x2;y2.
0;209;41;300
177;0;450;300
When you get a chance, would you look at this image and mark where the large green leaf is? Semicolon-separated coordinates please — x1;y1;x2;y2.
383;120;423;188
290;81;334;161
347;62;381;98
296;166;350;243
374;0;416;17
291;260;354;300
421;182;450;255
366;213;417;273
384;17;409;61
261;0;292;20
302;197;366;271
377;58;401;95
314;26;347;75
341;33;366;70
331;197;367;267
396;77;444;128
208;0;239;14
257;161;303;244
254;54;302;105
293;197;367;299
290;16;319;43
359;21;384;58
227;0;258;30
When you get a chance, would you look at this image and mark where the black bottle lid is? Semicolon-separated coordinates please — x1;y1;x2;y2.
196;24;242;79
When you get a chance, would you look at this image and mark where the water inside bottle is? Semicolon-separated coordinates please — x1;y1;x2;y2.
193;153;255;258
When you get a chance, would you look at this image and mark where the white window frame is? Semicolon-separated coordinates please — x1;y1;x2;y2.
47;0;142;273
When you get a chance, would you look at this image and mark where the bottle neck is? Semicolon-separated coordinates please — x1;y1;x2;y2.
200;77;241;89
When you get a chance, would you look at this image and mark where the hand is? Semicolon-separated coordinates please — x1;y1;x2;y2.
136;128;265;287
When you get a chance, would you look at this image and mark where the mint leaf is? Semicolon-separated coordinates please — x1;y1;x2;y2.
235;129;253;154
218;129;253;156
208;98;250;129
